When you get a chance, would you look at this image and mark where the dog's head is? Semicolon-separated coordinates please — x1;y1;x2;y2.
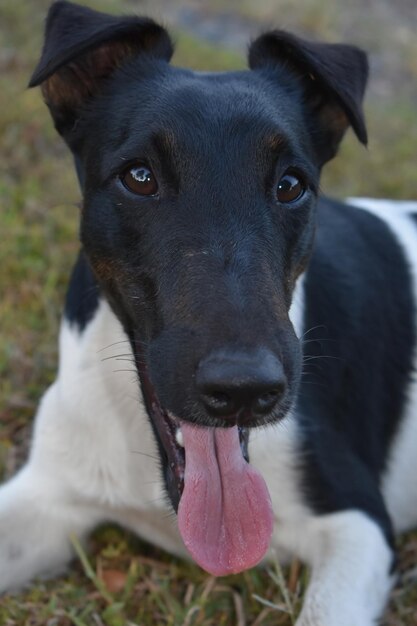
31;1;368;575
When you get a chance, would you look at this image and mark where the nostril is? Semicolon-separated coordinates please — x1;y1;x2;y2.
201;391;235;416
252;388;283;415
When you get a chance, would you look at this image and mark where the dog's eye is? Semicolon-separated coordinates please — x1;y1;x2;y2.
121;164;158;196
276;172;305;204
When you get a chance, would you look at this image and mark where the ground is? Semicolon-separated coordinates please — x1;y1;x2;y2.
1;0;417;624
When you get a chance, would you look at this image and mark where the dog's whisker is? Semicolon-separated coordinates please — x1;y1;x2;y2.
302;355;342;362
300;324;327;339
301;337;337;345
299;378;327;389
101;353;135;362
130;450;159;462
97;340;131;353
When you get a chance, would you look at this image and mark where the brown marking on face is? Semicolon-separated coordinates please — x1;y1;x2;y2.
264;133;286;153
90;255;121;282
257;258;289;317
41;40;138;112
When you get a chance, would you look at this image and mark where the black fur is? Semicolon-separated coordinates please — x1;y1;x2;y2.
65;250;99;331
297;199;415;545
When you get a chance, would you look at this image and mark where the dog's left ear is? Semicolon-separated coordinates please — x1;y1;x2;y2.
29;1;173;141
248;31;368;164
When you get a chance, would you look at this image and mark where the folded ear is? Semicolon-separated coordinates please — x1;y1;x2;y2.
248;31;368;164
29;0;173;139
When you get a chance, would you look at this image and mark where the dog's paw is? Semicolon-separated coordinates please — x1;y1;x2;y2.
0;469;79;593
295;601;374;626
0;508;75;593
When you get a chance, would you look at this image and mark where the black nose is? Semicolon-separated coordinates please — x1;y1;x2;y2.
196;348;286;420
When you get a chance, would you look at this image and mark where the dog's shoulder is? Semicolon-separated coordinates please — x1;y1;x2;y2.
296;195;417;534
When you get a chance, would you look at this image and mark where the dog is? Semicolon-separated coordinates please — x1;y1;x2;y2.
1;1;417;624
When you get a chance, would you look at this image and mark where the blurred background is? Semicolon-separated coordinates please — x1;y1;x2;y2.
0;1;416;624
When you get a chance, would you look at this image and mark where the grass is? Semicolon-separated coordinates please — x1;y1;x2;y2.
0;1;416;624
0;525;307;626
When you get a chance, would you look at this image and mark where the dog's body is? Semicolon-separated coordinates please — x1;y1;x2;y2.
1;2;417;624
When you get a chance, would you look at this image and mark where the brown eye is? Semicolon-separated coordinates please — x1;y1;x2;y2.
276;172;305;204
121;164;158;196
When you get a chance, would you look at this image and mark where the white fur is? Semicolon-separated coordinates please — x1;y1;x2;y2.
2;199;416;625
0;301;186;592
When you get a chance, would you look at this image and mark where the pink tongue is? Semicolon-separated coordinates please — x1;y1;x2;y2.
178;423;273;576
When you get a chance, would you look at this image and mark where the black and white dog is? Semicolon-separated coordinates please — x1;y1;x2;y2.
1;2;417;624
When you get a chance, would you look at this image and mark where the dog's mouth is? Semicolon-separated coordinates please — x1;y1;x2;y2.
138;359;274;576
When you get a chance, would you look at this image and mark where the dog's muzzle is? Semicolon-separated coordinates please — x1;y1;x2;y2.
135;345;283;577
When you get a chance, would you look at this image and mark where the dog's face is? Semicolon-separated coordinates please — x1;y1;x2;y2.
81;67;313;422
31;1;368;576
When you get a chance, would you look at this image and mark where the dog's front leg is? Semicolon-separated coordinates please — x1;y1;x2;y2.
0;464;99;593
292;510;394;626
0;382;101;593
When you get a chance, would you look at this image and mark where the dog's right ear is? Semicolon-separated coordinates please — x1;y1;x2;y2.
29;1;173;140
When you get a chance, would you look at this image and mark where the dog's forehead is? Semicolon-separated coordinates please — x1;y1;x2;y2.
91;63;305;167
162;68;276;108
109;64;292;127
156;71;291;139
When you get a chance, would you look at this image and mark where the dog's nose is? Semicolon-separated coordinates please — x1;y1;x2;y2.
196;348;286;420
